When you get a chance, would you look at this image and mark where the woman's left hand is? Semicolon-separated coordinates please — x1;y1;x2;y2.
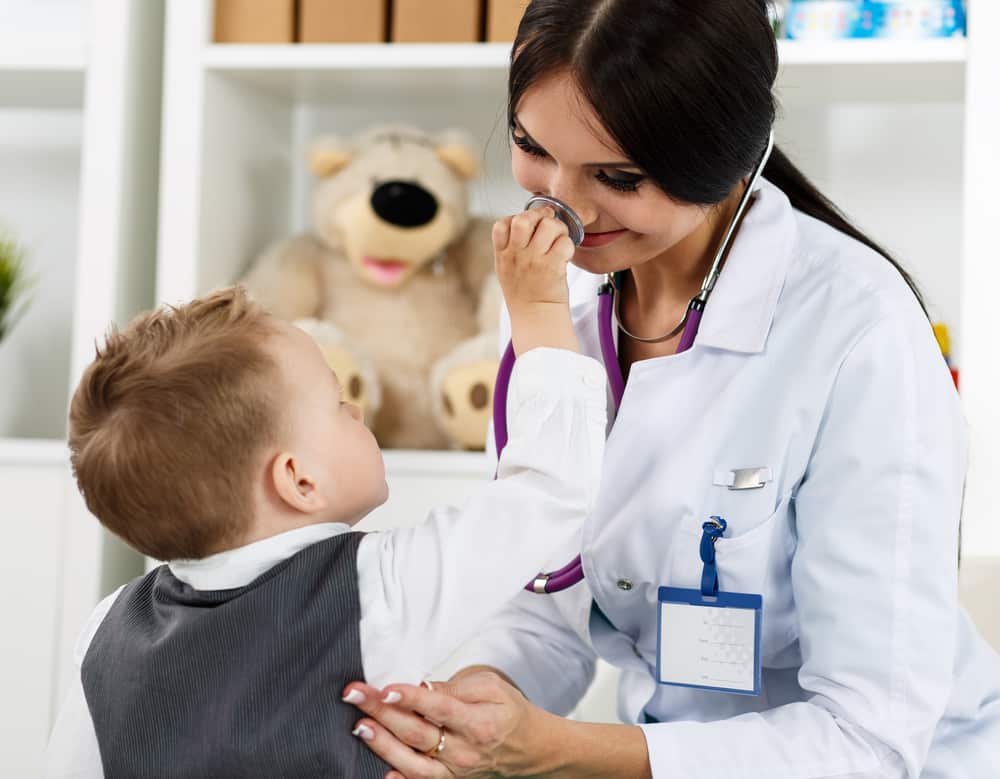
344;670;546;778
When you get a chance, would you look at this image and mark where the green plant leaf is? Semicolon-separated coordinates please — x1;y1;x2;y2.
0;231;34;342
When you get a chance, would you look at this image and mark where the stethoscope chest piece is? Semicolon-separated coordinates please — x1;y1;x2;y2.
524;195;586;247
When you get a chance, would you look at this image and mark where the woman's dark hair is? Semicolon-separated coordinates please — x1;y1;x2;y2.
509;0;925;310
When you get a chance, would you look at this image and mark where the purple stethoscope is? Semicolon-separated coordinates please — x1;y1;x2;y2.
493;132;775;594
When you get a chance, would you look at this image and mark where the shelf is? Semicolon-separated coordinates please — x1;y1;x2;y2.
203;43;509;103
0;438;69;467
0;42;88;109
204;38;967;70
361;449;494;533
204;42;512;70
0;447;487;479
201;38;967;105
381;448;491;477
778;37;966;65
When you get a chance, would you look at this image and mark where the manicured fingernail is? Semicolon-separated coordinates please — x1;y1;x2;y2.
352;724;374;741
342;689;365;704
382;691;402;704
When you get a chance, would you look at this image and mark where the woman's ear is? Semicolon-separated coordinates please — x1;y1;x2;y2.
271;452;329;514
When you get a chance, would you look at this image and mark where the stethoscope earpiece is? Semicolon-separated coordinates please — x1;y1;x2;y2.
524;195;586;247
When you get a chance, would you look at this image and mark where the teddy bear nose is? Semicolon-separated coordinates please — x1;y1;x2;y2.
371;180;439;228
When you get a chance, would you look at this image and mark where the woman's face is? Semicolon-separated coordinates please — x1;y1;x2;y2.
511;72;711;276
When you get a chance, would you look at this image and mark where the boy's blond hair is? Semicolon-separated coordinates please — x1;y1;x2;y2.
68;287;281;560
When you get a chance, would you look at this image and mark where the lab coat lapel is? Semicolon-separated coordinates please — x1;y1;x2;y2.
694;178;798;355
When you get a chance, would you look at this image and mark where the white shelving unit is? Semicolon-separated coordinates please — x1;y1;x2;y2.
0;1;164;772
0;0;91;105
154;0;998;726
0;47;89;108
159;0;998;551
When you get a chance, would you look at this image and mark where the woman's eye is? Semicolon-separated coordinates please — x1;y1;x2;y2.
511;131;548;159
511;125;643;193
595;169;645;193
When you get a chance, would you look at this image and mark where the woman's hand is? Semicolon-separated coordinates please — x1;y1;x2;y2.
343;670;549;778
493;207;580;356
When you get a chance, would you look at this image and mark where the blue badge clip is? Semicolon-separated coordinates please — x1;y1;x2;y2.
700;515;727;597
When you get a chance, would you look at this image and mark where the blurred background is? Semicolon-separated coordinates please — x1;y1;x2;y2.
1;0;997;773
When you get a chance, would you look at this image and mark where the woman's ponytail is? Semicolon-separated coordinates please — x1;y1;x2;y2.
764;146;926;313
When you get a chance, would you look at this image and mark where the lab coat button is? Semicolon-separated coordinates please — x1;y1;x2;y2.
617;578;633;591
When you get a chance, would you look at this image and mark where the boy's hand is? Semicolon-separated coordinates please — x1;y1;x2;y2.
493;207;580;355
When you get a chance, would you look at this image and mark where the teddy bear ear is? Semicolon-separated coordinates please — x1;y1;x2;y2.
308;136;352;178
435;136;480;181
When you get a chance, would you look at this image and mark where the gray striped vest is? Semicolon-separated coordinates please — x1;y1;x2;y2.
81;531;391;778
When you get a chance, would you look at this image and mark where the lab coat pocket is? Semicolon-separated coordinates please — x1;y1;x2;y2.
671;493;797;662
712;492;793;586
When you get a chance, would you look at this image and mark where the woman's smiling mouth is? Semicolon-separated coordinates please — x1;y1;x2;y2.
580;229;627;248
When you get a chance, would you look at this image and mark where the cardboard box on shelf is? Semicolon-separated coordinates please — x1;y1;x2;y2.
214;0;296;43
391;0;484;43
487;0;528;42
299;0;389;43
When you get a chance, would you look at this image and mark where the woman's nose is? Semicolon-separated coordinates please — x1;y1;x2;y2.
539;185;596;229
346;402;362;421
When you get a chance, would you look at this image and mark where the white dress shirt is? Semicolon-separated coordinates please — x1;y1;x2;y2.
44;346;608;778
450;178;1000;778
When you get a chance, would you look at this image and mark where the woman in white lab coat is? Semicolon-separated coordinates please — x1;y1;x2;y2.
344;1;1000;776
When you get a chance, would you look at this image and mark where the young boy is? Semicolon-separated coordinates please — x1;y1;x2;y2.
44;211;605;777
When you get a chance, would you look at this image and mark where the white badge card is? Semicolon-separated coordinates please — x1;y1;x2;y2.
656;587;762;695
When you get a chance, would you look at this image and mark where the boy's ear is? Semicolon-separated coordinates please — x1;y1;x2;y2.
271;453;328;514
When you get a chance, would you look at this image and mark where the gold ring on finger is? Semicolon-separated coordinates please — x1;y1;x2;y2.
423;727;446;758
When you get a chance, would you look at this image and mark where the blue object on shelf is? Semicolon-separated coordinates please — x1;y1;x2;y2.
785;0;966;40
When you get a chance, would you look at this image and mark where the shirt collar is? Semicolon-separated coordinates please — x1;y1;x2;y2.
167;522;353;590
694;177;798;354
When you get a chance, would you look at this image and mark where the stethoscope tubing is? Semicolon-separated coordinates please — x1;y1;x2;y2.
490;287;619;595
598;282;626;409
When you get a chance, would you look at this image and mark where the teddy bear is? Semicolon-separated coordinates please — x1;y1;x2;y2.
241;125;501;450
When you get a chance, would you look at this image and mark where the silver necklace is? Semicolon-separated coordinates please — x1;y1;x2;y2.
612;282;690;343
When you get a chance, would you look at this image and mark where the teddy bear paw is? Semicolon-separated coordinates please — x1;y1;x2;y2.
437;359;497;451
292;318;382;426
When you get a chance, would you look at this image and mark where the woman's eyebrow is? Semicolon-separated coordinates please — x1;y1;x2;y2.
512;115;639;170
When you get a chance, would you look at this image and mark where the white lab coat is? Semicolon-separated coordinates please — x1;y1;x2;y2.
452;178;1000;778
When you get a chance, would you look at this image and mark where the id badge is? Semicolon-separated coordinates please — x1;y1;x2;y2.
656;587;762;695
655;515;763;695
